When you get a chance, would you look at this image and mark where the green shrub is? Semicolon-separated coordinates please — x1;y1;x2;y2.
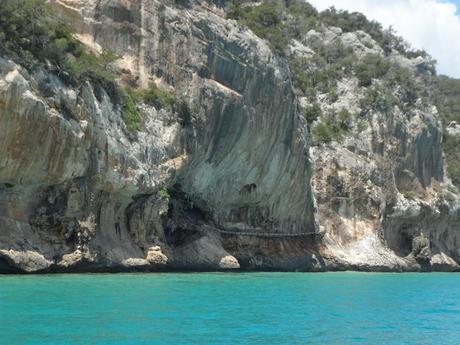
338;108;352;127
141;83;174;110
285;0;318;38
302;103;322;124
355;64;373;87
66;48;118;83
0;0;119;87
327;86;339;102
227;0;246;20
122;87;143;132
402;190;417;200
158;187;170;200
241;1;287;52
120;84;175;131
355;53;390;87
313;121;334;143
357;120;368;133
0;0;68;67
319;7;428;59
290;42;356;97
359;86;398;114
312;110;350;143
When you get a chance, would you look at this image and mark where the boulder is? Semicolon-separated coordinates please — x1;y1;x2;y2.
431;253;459;272
0;249;52;273
219;255;240;270
146;246;168;266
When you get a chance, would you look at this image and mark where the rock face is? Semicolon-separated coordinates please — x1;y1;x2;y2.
298;28;460;272
0;0;458;272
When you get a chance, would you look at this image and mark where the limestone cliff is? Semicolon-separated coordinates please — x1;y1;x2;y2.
0;0;458;272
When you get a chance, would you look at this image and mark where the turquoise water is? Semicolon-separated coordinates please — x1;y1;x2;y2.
1;273;459;344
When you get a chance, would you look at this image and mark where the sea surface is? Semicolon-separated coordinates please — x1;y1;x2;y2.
1;272;459;345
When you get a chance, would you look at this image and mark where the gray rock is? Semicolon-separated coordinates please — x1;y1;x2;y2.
430;253;459;272
0;249;52;273
146;246;168;266
122;258;151;268
412;235;431;262
446;121;460;137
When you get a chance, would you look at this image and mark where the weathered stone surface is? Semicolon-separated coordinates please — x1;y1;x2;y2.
219;255;240;270
430;252;459;272
146;246;168;266
122;258;151;268
446;121;460;137
57;250;95;269
0;249;52;273
412;235;431;262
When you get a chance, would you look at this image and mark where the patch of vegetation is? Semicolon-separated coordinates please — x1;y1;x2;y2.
228;0;288;52
65;48;119;84
227;1;426;59
359;86;398;115
355;53;390;87
158;187;170;200
301;103;322;124
0;0;119;86
312;109;351;143
434;76;460;125
337;107;352;125
386;64;419;106
0;0;65;67
121;87;143;132
356;120;368;133
227;0;322;52
0;0;184;133
140;83;174;110
401;190;417;200
290;40;357;101
318;7;427;58
121;84;176;132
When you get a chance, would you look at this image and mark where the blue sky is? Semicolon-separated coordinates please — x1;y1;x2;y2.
444;0;460;13
309;0;460;78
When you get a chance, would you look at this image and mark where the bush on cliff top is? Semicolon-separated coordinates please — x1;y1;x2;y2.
227;0;427;59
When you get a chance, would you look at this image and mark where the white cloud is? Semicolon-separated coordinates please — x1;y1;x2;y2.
307;0;460;78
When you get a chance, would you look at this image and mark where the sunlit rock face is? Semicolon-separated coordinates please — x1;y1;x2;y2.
0;0;458;272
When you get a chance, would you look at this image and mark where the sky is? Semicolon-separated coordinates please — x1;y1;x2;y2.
308;0;460;78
